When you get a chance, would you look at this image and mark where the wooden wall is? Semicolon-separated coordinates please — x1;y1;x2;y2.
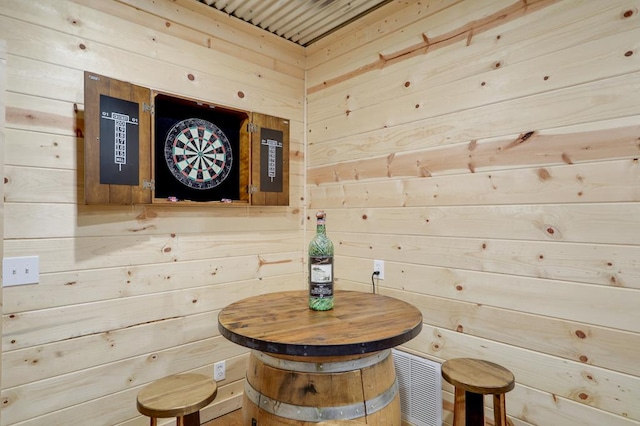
306;0;640;425
0;0;305;424
2;0;639;425
0;37;6;426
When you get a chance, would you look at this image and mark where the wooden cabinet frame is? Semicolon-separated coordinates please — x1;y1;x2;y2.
84;72;289;206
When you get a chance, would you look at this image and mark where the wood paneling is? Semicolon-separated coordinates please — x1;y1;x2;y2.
3;274;302;351
316;204;640;245
324;230;639;288
0;39;7;426
307;121;640;184
0;13;303;121
2;0;639;425
76;0;305;79
308;73;640;165
0;0;304;424
307;0;640;425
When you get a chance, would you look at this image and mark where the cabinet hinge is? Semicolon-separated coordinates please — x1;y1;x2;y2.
247;122;259;133
143;179;155;190
248;184;258;194
143;102;154;114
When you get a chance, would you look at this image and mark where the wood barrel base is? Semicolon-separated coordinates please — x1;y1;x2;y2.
243;350;401;425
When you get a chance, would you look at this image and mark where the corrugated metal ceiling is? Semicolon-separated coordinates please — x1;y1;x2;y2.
198;0;393;46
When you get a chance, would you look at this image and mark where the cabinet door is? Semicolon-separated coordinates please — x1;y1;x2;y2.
250;113;290;206
84;72;151;204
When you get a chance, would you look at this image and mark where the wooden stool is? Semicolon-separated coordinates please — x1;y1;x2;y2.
317;421;368;425
136;373;217;426
441;358;514;426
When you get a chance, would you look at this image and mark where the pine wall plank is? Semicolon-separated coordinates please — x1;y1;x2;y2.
306;0;640;425
2;336;248;424
307;0;547;87
3;274;302;351
308;73;640;165
319;203;640;245
2;252;301;313
308;0;639;120
307;160;640;209
307;0;640;167
0;0;305;424
305;0;462;72
339;266;640;377
4;231;302;276
78;0;305;79
0;38;6;426
307;119;640;184
3;203;301;238
316;229;639;288
0;1;304;115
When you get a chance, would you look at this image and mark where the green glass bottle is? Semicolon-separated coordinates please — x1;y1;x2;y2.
308;211;334;311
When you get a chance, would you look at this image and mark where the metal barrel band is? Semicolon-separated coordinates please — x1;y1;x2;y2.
244;377;398;422
252;349;391;373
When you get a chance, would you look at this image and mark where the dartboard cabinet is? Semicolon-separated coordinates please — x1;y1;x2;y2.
83;72;289;206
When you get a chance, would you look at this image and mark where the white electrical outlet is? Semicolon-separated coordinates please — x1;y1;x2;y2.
214;360;226;381
373;259;385;280
3;256;40;287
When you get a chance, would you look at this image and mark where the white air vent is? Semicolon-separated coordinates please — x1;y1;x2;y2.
393;349;442;426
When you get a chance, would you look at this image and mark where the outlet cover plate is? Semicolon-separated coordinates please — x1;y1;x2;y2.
3;256;39;286
374;259;385;280
214;360;226;381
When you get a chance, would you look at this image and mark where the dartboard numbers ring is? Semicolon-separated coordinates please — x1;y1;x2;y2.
164;118;233;190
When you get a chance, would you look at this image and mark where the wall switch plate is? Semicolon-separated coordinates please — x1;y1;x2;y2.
214;360;226;381
373;259;385;280
3;256;39;286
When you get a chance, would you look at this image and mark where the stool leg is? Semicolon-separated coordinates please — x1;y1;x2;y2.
466;391;484;426
453;387;466;426
493;393;508;426
149;418;157;426
177;417;184;426
183;411;201;426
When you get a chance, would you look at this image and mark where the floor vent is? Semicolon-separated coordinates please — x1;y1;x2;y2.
392;349;442;426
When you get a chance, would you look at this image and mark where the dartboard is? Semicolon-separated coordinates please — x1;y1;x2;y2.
164;118;233;190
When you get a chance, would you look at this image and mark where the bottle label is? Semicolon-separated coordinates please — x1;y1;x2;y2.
309;256;333;297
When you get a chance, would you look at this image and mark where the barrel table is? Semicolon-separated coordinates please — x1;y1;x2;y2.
218;290;423;425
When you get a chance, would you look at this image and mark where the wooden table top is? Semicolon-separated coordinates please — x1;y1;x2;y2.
218;290;423;357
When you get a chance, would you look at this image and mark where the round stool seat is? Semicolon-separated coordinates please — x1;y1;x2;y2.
442;358;514;394
441;358;514;426
137;373;217;424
